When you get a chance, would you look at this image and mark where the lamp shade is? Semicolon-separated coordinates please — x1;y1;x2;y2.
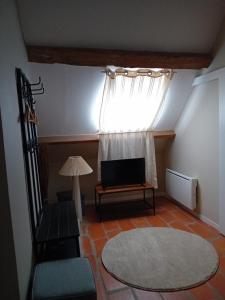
59;156;93;176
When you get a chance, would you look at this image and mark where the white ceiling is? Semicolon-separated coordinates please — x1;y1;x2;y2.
17;0;225;53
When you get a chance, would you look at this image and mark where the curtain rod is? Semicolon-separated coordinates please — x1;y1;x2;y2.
98;130;155;135
101;68;175;77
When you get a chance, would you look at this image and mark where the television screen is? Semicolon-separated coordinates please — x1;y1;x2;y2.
101;158;145;188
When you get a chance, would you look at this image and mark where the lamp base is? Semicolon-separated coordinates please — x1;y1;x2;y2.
73;176;83;222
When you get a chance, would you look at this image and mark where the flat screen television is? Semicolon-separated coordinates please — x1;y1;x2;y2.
101;158;145;188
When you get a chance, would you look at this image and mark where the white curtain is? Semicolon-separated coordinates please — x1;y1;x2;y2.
98;131;158;187
98;68;172;187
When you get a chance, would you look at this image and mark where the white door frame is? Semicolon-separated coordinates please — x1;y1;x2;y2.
193;68;225;235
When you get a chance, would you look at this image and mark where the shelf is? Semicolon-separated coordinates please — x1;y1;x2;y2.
38;130;175;144
96;182;154;195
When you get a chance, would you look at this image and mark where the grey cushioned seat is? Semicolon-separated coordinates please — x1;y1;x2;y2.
32;257;97;300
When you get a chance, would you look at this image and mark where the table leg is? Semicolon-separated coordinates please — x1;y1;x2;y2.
37;242;46;262
76;236;81;257
99;194;102;222
152;188;155;215
94;189;98;211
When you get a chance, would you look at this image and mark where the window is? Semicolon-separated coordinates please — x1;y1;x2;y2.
99;68;172;133
98;67;172;187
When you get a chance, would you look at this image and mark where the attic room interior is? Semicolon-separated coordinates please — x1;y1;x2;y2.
2;0;225;299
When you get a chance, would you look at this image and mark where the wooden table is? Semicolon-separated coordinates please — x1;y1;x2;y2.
95;183;155;221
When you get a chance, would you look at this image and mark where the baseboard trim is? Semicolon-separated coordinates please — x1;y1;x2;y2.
156;191;167;197
198;214;220;231
85;193;220;231
165;194;220;231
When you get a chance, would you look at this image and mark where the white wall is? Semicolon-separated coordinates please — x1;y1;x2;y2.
29;63;105;136
30;63;197;136
0;1;32;299
166;21;225;228
0;112;20;300
156;70;197;130
207;20;225;233
29;63;197;204
166;80;219;224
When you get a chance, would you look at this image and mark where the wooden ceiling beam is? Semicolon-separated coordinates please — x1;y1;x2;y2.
27;46;212;69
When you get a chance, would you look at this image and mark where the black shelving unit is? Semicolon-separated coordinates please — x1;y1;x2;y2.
16;68;80;261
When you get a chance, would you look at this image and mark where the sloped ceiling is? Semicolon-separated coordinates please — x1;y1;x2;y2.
17;0;225;53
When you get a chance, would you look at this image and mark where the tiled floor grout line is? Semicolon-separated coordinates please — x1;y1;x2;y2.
81;198;225;300
130;288;138;300
158;292;166;300
99;266;129;296
207;281;224;300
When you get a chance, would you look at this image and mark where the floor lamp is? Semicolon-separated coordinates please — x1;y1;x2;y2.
59;156;93;221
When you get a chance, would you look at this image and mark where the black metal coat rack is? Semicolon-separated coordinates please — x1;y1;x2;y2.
16;68;45;240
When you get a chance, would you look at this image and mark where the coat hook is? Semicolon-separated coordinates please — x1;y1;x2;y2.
32;88;45;95
31;83;44;92
30;77;41;86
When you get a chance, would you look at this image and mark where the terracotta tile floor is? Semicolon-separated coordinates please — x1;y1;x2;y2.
80;197;225;300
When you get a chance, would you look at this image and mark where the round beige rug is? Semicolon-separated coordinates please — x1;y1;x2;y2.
102;228;219;291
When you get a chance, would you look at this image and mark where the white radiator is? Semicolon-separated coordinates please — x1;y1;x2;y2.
166;168;197;210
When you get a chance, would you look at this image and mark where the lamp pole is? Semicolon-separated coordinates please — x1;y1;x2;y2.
73;175;83;222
